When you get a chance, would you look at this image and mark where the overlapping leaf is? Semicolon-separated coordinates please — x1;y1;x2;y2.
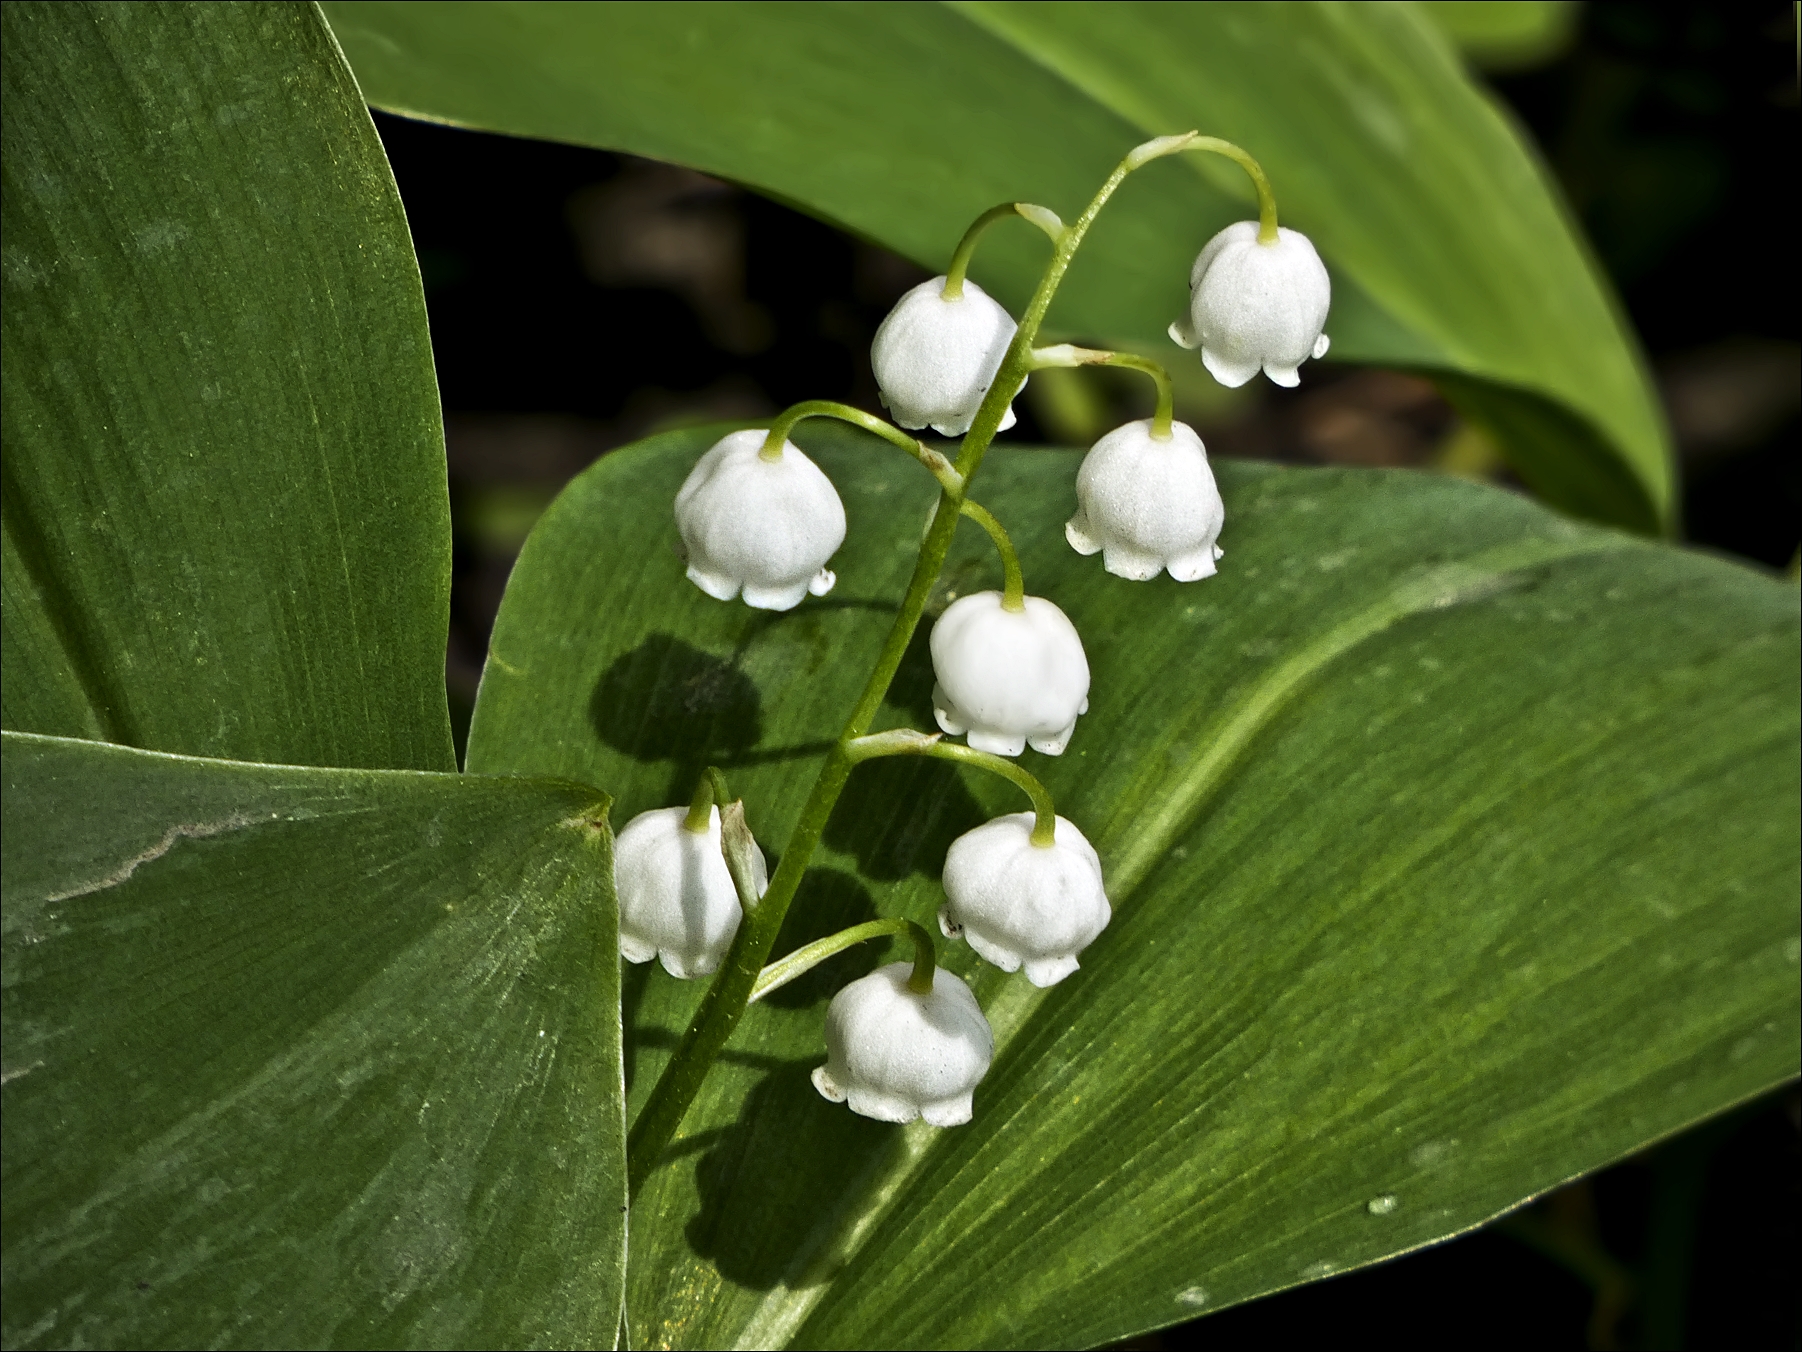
470;423;1797;1347
0;732;627;1349
1;1;453;769
321;0;1670;531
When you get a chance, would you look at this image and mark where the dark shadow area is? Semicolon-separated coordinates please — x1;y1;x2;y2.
760;868;882;1010
826;754;987;882
592;633;763;762
685;1059;897;1291
619;958;653;1098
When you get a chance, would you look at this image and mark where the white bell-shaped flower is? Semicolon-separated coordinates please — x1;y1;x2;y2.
811;962;993;1126
931;591;1090;756
1065;418;1225;582
613;805;767;979
872;277;1022;436
940;813;1110;987
674;428;847;611
1169;221;1331;388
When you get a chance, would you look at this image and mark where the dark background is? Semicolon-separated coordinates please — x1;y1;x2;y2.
370;4;1798;1347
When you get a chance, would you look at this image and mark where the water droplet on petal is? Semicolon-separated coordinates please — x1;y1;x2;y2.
1368;1194;1399;1216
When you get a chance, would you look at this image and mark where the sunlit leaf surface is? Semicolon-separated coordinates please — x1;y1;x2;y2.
323;0;1669;531
0;732;626;1349
471;423;1797;1348
1;1;453;769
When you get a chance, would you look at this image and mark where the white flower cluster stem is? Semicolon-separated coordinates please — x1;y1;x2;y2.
630;133;1329;1182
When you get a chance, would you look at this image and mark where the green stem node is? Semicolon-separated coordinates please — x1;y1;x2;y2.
957;500;1025;611
750;917;936;1004
943;202;1059;299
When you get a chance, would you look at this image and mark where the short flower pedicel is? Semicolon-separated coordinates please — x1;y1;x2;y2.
675;427;846;610
628;133;1312;1196
1066;418;1225;581
941;812;1110;987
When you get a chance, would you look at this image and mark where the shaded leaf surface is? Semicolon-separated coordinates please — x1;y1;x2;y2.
470;423;1798;1348
1;1;453;769
0;732;626;1349
322;0;1668;530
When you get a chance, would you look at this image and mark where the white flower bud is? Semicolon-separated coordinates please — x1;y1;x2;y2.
1065;418;1225;582
931;591;1090;757
940;813;1110;987
1169;221;1331;388
872;277;1023;436
811;962;993;1126
613;805;766;979
674;428;847;611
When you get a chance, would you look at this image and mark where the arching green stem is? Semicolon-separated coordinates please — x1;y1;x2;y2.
957;500;1025;611
1128;130;1279;244
943;201;1064;299
625;133;1192;1200
759;400;963;493
1033;344;1176;439
846;730;1059;846
750;917;936;1004
682;766;733;833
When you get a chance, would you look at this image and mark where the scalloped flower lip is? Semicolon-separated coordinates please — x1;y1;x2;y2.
1169;221;1331;389
940;812;1111;987
811;963;995;1126
871;276;1022;437
1066;418;1225;582
674;428;847;611
930;591;1091;757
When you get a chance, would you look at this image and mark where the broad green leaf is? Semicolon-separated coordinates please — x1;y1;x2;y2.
321;0;1670;532
469;424;1798;1348
1418;1;1579;71
0;731;625;1349
1;1;454;770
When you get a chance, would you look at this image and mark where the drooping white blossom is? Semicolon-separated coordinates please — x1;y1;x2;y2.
614;805;766;979
1169;221;1331;389
811;963;994;1126
872;277;1022;436
940;813;1110;987
674;428;847;611
931;591;1090;757
1065;418;1225;582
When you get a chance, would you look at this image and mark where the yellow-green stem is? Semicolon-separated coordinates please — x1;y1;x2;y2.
749;917;937;1004
957;500;1025;610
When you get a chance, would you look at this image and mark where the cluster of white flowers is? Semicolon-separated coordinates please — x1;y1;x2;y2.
628;212;1328;1128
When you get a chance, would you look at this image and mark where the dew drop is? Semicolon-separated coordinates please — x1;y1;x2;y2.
1367;1194;1399;1216
1301;1260;1338;1280
1176;1285;1208;1308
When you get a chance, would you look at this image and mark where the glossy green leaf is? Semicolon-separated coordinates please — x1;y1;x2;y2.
469;423;1797;1348
1419;1;1579;71
321;0;1669;532
0;731;625;1349
1;1;454;769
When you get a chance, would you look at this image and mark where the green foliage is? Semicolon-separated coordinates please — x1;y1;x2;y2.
0;732;626;1348
1;4;1794;1348
0;0;454;769
322;0;1671;533
470;422;1799;1348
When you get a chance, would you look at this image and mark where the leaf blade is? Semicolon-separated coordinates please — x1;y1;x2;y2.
0;1;454;769
0;731;626;1349
470;424;1797;1347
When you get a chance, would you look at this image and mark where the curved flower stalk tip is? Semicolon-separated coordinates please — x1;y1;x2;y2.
811;962;994;1125
1170;221;1331;388
872;276;1024;437
931;591;1091;757
614;804;767;979
1066;417;1225;581
674;428;846;610
941;812;1110;987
